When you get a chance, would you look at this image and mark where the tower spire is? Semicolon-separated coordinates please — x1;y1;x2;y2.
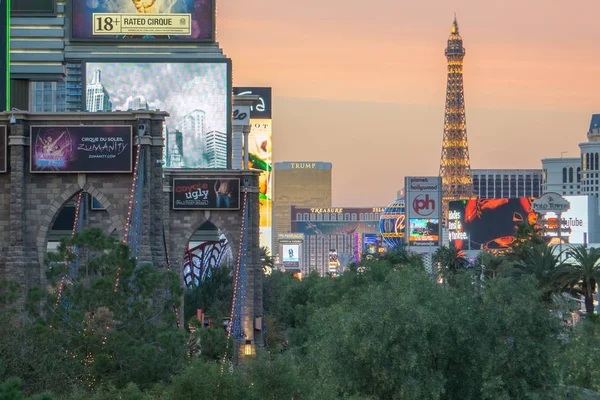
439;16;474;218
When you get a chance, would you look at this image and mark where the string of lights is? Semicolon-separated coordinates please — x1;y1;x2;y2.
221;190;249;372
54;191;84;308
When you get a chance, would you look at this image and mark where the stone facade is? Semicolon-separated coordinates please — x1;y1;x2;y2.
0;111;263;354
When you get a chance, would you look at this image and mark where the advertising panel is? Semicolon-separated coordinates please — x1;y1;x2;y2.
86;61;230;169
0;126;6;173
71;0;215;42
541;196;588;244
448;198;537;250
233;87;273;252
294;220;380;236
282;244;300;268
404;176;442;246
30;126;132;173
172;178;240;210
409;218;440;246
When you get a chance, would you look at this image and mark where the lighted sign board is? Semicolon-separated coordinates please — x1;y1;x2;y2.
85;61;230;169
448;198;537;250
71;0;215;42
172;178;240;210
234;87;273;252
30;125;132;173
409;218;440;246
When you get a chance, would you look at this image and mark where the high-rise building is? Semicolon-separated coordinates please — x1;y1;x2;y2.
85;68;112;112
580;114;600;198
438;16;474;209
273;162;332;259
472;169;543;198
180;109;206;167
205;130;228;168
30;63;84;112
290;205;383;275
541;158;581;196
129;95;149;111
165;126;184;168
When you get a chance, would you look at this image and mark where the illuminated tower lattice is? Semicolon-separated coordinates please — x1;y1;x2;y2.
439;16;474;212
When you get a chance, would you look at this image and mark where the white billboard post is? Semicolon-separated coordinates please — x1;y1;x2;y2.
532;192;570;255
404;176;443;267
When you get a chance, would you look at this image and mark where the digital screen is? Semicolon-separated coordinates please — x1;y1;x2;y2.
172;178;240;210
409;218;440;246
71;0;214;41
363;234;379;255
233;87;273;252
282;245;299;263
85;62;229;169
30;125;132;173
448;198;538;250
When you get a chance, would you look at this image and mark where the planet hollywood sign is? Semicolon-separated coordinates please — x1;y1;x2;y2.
532;193;571;214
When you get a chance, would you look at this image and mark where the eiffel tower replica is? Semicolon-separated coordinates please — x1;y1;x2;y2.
438;16;475;221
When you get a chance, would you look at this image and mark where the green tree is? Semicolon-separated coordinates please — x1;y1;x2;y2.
474;251;508;280
511;244;564;304
508;220;545;261
40;228;187;390
555;246;600;315
183;266;233;325
259;246;274;275
434;244;469;284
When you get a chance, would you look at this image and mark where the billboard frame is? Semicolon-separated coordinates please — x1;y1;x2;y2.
83;59;232;169
172;177;241;211
68;0;216;43
29;125;133;174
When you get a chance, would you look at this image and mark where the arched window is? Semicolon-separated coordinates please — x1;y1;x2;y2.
296;213;302;221
586;153;590;170
596;153;599;170
569;167;574;183
577;167;581;183
562;167;567;183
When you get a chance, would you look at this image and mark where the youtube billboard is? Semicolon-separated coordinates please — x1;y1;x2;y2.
404;176;442;247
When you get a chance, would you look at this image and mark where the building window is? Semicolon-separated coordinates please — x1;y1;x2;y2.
577;167;581;183
596;153;599;170
562;167;567;183
568;167;574;183
303;213;309;220
324;213;330;221
586;154;590;171
351;213;357;221
359;213;364;220
345;213;350;221
317;213;323;221
296;213;302;221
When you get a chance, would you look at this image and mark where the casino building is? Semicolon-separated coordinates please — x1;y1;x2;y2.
272;161;332;259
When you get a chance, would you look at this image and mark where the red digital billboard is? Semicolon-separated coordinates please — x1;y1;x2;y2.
448;198;538;250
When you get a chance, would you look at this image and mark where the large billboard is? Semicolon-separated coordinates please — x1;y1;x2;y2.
291;206;381;236
404;176;442;247
233;87;273;252
172;178;240;210
85;61;230;169
448;198;537;250
71;0;215;42
541;195;589;245
30;126;133;173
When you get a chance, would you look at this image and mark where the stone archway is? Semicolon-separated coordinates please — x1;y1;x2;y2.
36;183;126;276
171;213;239;289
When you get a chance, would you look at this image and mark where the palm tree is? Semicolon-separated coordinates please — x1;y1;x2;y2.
508;220;545;261
260;246;274;275
555;246;600;315
474;251;507;281
433;244;468;284
511;244;563;304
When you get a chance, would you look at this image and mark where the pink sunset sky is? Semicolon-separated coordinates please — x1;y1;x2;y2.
217;0;600;207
